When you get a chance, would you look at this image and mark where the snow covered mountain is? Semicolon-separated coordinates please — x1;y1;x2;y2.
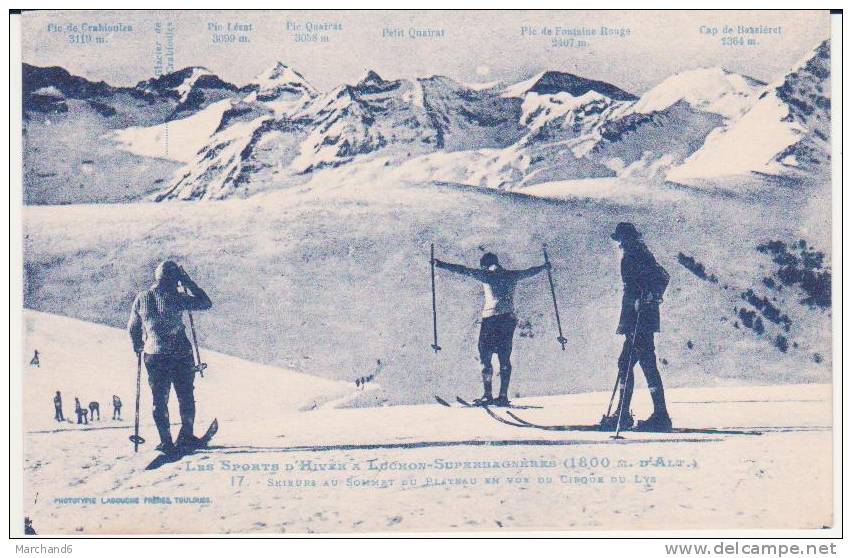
248;61;317;102
568;67;765;181
472;67;763;186
668;40;831;184
155;70;527;199
134;66;246;117
629;67;765;120
21;63;247;203
22;39;830;204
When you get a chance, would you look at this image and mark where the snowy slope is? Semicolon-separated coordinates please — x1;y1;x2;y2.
437;67;764;187
629;67;765;120
25;167;832;405
107;99;235;163
288;72;436;174
23;310;352;434
519;91;624;139
560;67;765;181
668;40;831;183
418;75;524;151
583;100;727;180
152;114;295;201
20;310;832;534
151;63;324;200
106;63;316;166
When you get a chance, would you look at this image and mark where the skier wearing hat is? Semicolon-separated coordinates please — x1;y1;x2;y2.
433;252;548;406
603;222;672;432
127;261;212;454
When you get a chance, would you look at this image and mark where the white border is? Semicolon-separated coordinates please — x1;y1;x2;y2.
3;2;846;550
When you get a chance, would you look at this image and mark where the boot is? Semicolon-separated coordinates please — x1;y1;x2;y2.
474;369;493;406
155;440;178;455
599;411;634;432
495;367;511;407
473;394;494;406
176;432;203;451
492;395;511;407
635;412;672;432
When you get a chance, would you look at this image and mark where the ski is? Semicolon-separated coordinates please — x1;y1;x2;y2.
482;406;534;428
452;396;542;410
504;410;601;432
505;411;763;436
198;418;219;446
434;395;452;407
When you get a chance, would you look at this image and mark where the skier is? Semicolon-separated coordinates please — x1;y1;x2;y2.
89;401;100;421
53;391;64;422
112;395;122;420
127;261;212;454
30;350;40;367
434;252;548;406
602;222;672;432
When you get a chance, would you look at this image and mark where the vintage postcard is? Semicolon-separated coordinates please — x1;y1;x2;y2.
11;9;838;536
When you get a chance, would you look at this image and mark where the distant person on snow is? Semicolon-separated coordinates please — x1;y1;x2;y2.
128;261;212;455
88;401;100;421
603;222;672;432
112;395;122;420
434;252;548;406
74;397;87;425
53;391;64;422
30;350;40;367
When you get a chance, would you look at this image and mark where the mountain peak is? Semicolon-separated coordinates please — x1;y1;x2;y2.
252;62;316;99
358;70;385;86
503;70;636;101
631;66;765;119
667;38;830;183
256;62;305;83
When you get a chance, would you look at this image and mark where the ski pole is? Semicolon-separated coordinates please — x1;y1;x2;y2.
542;245;567;350
604;370;621;419
179;275;208;377
129;352;145;452
613;300;643;440
430;243;441;353
186;308;207;377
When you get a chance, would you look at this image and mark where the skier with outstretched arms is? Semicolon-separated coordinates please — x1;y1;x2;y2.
127;261;213;454
602;222;672;432
433;252;548;407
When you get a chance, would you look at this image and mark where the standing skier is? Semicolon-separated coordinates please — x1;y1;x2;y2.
53;391;64;422
74;397;86;424
112;395;122;420
603;222;672;432
127;261;212;454
434;252;548;406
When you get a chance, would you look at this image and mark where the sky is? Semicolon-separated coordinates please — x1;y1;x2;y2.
20;10;831;95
